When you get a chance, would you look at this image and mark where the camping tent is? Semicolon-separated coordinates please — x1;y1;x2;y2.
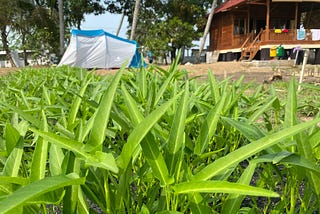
58;29;144;69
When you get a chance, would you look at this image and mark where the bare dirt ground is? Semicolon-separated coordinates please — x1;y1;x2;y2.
2;61;320;84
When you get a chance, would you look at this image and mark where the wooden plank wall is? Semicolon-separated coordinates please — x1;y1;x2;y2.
210;13;233;51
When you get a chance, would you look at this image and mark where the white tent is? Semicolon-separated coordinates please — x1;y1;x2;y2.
59;29;143;69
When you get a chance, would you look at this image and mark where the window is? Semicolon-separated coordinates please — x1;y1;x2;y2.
234;19;246;35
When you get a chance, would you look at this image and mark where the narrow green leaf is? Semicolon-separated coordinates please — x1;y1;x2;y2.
4;104;41;128
167;82;189;176
153;67;177;107
174;181;279;197
3;137;24;177
0;177;28;186
137;68;147;100
208;71;221;104
194;83;227;155
30;111;48;182
117;93;180;170
0;173;85;213
67;73;91;129
29;128;118;173
193;118;320;181
49;144;64;176
248;96;278;123
141;136;174;186
221;162;257;214
87;68;123;151
121;85;174;186
284;77;297;131
4;123;20;155
222;117;265;141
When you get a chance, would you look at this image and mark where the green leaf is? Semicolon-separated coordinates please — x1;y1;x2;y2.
166;82;189;177
194;83;227;155
49;144;64;176
153;66;177;107
117;91;181;171
4;123;20;155
0;177;28;186
0;173;85;213
121;84;174;186
2;137;24;177
87;68;123;151
174;181;279;197
29;128;118;173
222;117;265;141
4;105;41;129
208;71;221;104
30;111;49;182
248;96;278;123
67;72;92;129
193;118;320;181
221;162;257;214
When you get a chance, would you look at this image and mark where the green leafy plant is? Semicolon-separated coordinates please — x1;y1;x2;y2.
0;58;320;213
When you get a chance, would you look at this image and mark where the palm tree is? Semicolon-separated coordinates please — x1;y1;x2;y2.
130;0;140;40
198;0;218;62
58;0;64;56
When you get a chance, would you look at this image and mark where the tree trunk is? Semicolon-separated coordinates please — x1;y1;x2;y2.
198;0;218;62
116;12;125;36
0;25;16;67
130;0;140;40
58;0;65;57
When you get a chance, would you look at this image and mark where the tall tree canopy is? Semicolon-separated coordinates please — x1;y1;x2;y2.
0;0;107;65
104;0;213;61
1;0;215;65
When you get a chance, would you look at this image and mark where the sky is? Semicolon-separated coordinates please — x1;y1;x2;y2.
82;12;129;38
82;12;209;49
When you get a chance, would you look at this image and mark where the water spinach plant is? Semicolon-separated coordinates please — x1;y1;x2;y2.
0;60;320;213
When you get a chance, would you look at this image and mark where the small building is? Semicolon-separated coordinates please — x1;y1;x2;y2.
208;0;320;63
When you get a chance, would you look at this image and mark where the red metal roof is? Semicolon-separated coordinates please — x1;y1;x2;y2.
214;0;248;14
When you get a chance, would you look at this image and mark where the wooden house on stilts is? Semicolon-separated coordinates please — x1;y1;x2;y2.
208;0;320;63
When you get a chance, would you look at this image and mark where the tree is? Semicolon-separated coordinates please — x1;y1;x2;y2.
198;0;218;62
64;0;105;29
104;0;213;62
130;0;140;40
58;0;64;56
0;0;19;66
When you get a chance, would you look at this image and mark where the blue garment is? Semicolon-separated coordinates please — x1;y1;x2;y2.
297;29;306;40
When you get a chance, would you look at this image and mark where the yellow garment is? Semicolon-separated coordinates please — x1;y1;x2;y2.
274;29;282;33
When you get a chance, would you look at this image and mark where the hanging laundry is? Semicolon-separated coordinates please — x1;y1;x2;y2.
310;29;320;41
297;29;306;40
274;29;282;33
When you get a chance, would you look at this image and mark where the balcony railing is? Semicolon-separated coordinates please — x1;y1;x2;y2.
260;29;320;44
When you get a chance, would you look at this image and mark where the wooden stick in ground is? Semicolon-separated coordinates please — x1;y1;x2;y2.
298;49;309;91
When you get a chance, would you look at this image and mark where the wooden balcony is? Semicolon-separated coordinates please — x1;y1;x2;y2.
260;29;320;45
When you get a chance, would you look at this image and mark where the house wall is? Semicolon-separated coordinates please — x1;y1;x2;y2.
210;13;233;51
